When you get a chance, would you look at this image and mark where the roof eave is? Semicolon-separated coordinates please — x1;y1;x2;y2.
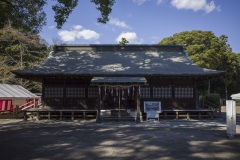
12;71;225;78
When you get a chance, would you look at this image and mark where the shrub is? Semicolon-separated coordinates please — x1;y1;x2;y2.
204;94;221;108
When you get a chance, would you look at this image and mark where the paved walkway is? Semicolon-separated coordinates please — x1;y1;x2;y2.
0;118;240;160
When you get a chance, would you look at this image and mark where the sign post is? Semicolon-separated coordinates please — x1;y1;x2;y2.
144;101;161;121
226;100;236;138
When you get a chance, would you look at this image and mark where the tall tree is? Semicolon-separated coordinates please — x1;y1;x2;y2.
159;30;240;98
0;0;115;33
118;37;129;45
0;0;46;33
91;0;115;24
0;25;48;92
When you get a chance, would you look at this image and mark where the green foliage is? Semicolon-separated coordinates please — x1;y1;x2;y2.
52;0;78;29
0;25;48;92
118;37;129;45
205;94;221;108
199;94;221;108
159;30;240;98
0;0;46;33
0;0;115;32
235;100;240;106
91;0;115;23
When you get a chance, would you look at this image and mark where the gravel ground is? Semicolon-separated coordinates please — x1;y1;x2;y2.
0;118;240;160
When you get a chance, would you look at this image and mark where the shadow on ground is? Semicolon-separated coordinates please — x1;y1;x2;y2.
0;120;240;160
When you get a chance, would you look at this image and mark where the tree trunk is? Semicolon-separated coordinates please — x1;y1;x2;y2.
225;84;228;100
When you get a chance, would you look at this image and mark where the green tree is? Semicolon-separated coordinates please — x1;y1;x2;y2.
0;0;46;33
118;37;129;45
159;30;240;99
90;0;115;24
0;0;115;33
0;25;48;92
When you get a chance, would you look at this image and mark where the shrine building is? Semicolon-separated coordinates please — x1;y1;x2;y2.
13;45;224;122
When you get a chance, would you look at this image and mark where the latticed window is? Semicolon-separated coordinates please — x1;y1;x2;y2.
140;87;150;98
66;87;85;98
153;87;172;98
175;87;193;98
45;87;63;98
88;87;98;98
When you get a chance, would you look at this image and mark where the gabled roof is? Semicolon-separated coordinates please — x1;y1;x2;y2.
0;84;38;99
12;44;224;77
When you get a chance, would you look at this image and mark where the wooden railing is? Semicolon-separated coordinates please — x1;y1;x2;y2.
23;109;98;121
203;101;221;117
20;100;42;110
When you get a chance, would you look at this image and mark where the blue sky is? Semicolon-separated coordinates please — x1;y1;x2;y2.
40;0;240;53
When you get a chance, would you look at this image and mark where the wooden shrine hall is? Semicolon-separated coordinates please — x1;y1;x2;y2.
13;44;224;122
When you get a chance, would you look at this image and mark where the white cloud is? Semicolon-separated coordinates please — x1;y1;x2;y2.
73;25;83;30
48;26;55;29
170;0;220;13
58;25;100;42
156;0;165;5
58;30;76;41
78;29;100;40
133;0;220;13
109;17;131;29
116;32;143;44
133;0;149;5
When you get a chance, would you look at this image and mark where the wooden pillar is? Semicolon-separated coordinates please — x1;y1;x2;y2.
171;78;175;99
164;112;167;119
225;84;228;100
37;112;40;121
42;78;46;107
96;86;102;122
71;111;74;121
198;112;201;119
187;112;190;120
48;111;50;120
60;111;62;121
83;111;86;120
23;111;27;121
118;88;121;118
135;86;141;123
194;78;199;109
63;78;66;109
208;79;211;94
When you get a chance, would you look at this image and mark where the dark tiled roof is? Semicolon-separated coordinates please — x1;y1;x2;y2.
13;44;224;77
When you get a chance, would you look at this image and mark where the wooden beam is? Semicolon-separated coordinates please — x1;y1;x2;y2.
135;86;141;123
194;78;199;109
63;78;66;109
96;86;102;122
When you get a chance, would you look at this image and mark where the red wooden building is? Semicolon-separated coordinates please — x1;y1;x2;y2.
0;84;39;112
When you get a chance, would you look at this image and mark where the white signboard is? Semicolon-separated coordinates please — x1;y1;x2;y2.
144;101;161;113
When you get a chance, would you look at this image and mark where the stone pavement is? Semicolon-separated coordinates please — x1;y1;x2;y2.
0;118;240;160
